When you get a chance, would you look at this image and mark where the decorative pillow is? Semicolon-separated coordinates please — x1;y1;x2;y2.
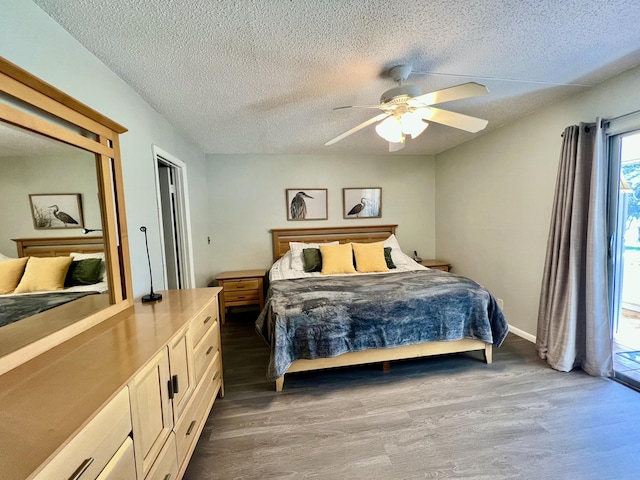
383;234;409;266
320;243;356;275
289;241;338;271
384;247;396;269
14;256;74;294
65;258;103;286
70;252;106;281
352;242;389;273
0;257;29;294
302;248;322;272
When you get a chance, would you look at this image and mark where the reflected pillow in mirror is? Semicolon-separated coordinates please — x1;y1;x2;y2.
71;252;106;281
14;256;74;293
0;257;29;294
65;258;103;286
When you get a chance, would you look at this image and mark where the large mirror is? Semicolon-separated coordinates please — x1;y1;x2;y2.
0;57;132;374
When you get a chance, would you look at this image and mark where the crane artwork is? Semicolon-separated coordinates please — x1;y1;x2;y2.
49;204;79;227
290;191;314;220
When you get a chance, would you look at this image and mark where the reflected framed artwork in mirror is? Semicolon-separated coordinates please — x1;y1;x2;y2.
29;193;84;229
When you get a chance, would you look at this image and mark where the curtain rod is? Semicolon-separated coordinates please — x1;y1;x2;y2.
603;108;640;124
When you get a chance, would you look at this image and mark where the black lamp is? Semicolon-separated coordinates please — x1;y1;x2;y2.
140;226;162;303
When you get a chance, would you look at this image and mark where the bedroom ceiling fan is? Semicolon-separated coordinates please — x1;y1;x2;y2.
325;65;490;152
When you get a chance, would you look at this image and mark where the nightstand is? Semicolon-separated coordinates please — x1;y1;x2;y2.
420;259;451;272
216;269;266;324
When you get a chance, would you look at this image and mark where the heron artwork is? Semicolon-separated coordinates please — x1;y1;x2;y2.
347;198;367;217
49;204;79;227
290;191;314;220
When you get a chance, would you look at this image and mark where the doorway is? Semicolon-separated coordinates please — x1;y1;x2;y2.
153;145;195;290
610;130;640;387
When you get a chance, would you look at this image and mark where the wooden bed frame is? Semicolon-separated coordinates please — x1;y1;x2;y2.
13;236;104;258
269;225;492;391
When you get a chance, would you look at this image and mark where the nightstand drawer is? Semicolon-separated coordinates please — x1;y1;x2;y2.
225;290;259;303
223;279;260;291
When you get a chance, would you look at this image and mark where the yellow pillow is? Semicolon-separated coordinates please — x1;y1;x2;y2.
352;242;389;273
320;243;356;274
0;257;29;294
14;256;74;294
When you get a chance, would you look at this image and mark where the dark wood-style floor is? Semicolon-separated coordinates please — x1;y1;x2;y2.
185;312;640;479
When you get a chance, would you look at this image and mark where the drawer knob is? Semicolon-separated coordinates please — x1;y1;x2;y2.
68;457;94;480
206;346;214;355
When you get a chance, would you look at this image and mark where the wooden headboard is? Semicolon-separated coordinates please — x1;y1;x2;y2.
271;225;397;261
12;237;105;258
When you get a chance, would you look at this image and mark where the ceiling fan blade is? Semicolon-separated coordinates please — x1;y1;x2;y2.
325;113;390;146
423;107;488;133
408;82;489;107
334;105;387;110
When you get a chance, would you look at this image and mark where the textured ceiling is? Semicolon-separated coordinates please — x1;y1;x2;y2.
32;0;640;156
0;122;75;157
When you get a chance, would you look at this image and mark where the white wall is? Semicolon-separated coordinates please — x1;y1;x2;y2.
435;66;640;339
1;0;211;293
205;154;436;280
0;153;99;256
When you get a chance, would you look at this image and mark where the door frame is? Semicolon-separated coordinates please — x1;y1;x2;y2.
152;145;196;289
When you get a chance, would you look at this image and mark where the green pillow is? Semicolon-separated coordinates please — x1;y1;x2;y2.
302;248;322;272
65;258;103;286
384;247;396;269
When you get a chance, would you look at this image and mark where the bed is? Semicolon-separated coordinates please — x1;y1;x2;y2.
255;225;509;391
0;237;108;328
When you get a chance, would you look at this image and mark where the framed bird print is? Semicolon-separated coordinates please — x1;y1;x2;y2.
343;187;382;219
29;193;84;229
286;189;328;221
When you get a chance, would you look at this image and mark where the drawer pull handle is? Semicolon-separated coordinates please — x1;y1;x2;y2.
164;475;172;480
203;315;212;325
68;457;94;480
172;374;179;394
186;420;197;436
213;371;220;381
206;346;214;355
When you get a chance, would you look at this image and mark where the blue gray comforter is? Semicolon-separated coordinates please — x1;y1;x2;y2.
255;269;509;380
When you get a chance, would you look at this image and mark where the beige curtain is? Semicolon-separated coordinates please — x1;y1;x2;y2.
536;121;613;376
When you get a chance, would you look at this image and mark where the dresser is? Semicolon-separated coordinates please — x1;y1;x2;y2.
0;288;223;480
216;269;266;324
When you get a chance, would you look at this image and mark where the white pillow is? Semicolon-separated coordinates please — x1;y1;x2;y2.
0;252;13;262
70;252;107;281
288;241;338;271
383;234;409;266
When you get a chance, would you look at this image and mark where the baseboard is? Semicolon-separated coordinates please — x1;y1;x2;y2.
508;324;536;343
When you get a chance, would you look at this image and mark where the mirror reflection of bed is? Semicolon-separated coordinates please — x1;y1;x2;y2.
0;122;111;354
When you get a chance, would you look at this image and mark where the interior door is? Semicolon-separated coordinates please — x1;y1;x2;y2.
158;163;182;289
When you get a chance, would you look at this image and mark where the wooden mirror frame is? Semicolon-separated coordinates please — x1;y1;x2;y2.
0;57;133;374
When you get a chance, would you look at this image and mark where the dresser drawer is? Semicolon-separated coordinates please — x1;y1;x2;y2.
191;299;217;347
193;322;219;384
34;388;131;480
175;356;218;467
223;278;260;291
96;436;136;480
145;433;178;480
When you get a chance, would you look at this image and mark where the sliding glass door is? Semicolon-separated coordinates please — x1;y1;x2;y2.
610;130;640;388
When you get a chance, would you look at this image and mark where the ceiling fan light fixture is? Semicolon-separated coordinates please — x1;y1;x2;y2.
400;111;429;139
375;116;403;143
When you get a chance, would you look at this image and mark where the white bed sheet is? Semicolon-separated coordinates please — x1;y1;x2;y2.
269;250;427;281
0;281;109;298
